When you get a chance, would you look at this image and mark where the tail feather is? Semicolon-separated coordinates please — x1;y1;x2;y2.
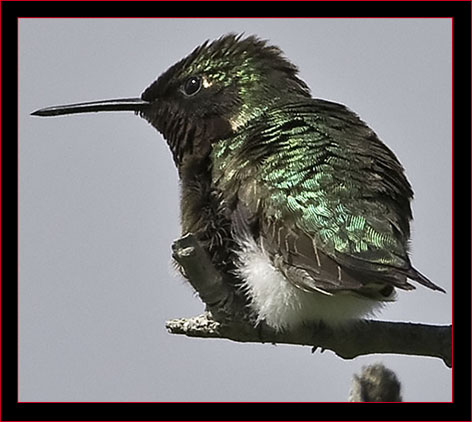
408;268;446;293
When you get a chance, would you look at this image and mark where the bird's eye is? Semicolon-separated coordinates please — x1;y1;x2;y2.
182;76;202;97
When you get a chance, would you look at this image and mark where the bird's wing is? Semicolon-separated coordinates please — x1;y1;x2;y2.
216;99;443;295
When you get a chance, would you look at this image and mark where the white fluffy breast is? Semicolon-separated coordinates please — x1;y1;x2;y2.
235;236;384;331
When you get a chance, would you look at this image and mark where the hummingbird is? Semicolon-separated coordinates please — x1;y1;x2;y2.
32;34;444;331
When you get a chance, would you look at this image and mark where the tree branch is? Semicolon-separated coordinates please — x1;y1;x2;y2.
169;234;452;368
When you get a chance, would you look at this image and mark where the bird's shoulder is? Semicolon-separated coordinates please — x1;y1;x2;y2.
219;98;413;238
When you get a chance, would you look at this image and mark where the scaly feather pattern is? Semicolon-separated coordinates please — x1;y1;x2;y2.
213;98;442;296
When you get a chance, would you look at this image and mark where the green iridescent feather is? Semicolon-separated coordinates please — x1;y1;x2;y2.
212;98;429;292
138;33;444;295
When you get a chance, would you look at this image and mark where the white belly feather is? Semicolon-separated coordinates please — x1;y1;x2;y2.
235;236;385;331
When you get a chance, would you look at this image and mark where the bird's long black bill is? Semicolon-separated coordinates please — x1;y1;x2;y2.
31;98;150;117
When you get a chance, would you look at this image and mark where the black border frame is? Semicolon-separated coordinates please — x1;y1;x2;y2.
3;1;470;421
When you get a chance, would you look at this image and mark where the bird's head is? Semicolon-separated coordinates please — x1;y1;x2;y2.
32;34;310;165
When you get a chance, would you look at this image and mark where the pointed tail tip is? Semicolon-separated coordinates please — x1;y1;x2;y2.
411;268;446;294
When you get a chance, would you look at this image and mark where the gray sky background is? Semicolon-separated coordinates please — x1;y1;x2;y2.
19;18;452;402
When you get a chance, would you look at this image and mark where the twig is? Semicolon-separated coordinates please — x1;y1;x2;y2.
168;234;452;368
171;233;235;311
